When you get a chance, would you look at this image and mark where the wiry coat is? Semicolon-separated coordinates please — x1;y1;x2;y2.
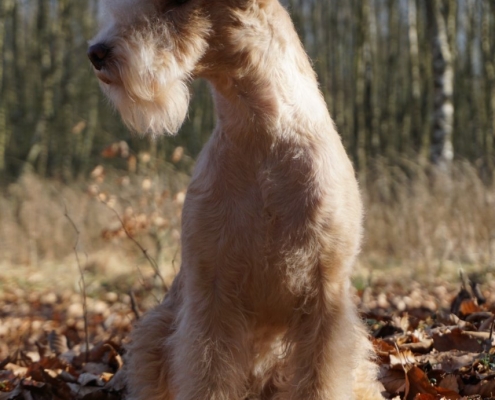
88;0;384;399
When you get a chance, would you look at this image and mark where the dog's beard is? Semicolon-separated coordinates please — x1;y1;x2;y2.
99;36;191;136
102;78;190;136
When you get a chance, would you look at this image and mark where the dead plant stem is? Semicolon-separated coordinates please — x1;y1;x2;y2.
100;197;168;292
63;203;90;363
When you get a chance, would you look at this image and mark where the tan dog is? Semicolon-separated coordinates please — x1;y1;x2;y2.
88;1;384;399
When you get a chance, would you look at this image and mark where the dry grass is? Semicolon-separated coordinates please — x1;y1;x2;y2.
0;159;494;294
0;165;188;298
360;158;495;282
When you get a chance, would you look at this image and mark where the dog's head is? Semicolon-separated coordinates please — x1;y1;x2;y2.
88;0;277;135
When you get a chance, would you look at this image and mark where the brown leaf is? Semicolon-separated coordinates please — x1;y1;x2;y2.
418;351;478;373
38;356;69;371
390;349;416;367
379;366;406;395
47;331;69;356
432;328;483;353
463;379;495;397
171;147;184;163
405;366;437;400
373;338;396;363
459;299;482;316
435;386;461;399
413;394;436;400
4;363;28;377
373;338;396;354
404;367;462;400
438;374;459;392
450;286;483;318
400;339;434;354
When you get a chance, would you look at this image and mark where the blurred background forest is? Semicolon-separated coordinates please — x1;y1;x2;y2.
0;0;494;289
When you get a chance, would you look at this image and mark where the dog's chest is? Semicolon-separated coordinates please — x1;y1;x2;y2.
180;137;327;298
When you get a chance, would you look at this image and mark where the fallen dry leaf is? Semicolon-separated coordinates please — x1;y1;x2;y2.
405;366;438;400
2;277;495;399
432;328;484;353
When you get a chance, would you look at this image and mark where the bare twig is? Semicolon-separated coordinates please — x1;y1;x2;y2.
63;203;90;362
135;263;161;304
459;269;472;296
100;197;168;292
129;290;141;320
393;342;411;371
171;242;180;275
487;319;495;352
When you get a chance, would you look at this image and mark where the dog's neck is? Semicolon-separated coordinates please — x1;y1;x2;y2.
200;3;331;144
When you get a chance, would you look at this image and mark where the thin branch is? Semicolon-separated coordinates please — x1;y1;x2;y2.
63;202;90;363
129;290;141;320
99;197;168;292
487;319;495;352
171;242;180;275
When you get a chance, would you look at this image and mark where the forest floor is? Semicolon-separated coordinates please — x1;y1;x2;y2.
1;262;495;400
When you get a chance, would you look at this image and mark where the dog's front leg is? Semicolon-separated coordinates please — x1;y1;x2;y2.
168;272;252;400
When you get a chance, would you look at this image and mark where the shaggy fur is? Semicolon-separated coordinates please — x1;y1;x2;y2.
88;0;385;399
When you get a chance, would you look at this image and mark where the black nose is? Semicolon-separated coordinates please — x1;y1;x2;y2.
88;43;110;70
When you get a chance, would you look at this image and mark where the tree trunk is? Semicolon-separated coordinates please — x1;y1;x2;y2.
481;2;495;173
354;0;369;173
0;0;13;174
408;0;422;156
34;0;55;177
426;0;454;168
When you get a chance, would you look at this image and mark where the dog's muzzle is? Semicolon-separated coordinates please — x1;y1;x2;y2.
88;43;111;71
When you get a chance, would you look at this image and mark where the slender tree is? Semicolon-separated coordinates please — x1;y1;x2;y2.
426;0;454;168
1;0;495;180
481;2;495;172
0;0;14;174
408;0;422;156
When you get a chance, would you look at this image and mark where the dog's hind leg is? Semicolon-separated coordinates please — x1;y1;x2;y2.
273;279;366;400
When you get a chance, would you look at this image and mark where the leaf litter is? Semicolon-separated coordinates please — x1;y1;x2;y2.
3;274;495;399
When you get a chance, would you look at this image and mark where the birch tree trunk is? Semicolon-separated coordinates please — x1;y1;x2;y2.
426;0;454;168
